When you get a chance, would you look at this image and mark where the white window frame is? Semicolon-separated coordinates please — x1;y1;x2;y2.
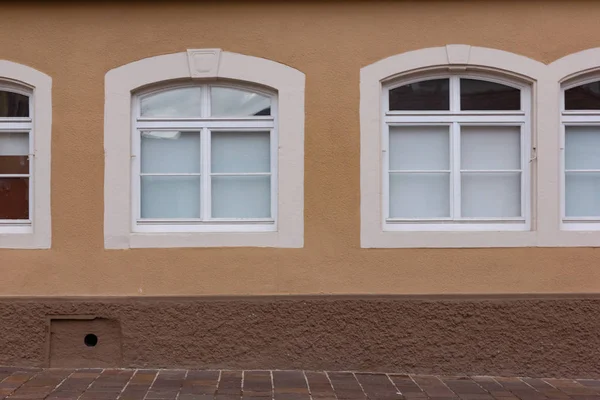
559;76;600;231
360;45;545;248
382;73;531;232
132;82;278;233
104;49;304;249
0;61;51;249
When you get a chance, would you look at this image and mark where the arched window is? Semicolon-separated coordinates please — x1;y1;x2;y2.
360;45;544;248
104;49;304;249
0;83;31;223
561;77;600;227
0;60;51;249
132;83;276;228
383;74;530;230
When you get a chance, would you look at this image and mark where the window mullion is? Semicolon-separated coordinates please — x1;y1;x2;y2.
452;122;461;219
201;127;211;221
451;76;461;112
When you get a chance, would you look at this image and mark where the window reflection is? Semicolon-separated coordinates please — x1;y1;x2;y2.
389;79;449;111
0;91;29;117
211;87;271;117
460;79;520;110
565;81;600;110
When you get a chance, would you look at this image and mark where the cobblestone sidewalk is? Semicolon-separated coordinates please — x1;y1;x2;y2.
1;368;600;400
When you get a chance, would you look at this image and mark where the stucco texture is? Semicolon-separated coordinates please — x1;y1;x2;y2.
1;1;600;296
3;295;600;377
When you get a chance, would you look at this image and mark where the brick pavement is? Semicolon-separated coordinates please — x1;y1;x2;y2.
1;368;600;400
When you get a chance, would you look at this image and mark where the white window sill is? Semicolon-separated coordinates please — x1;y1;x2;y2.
134;221;276;233
0;229;50;249
106;231;290;249
384;221;528;232
362;230;538;248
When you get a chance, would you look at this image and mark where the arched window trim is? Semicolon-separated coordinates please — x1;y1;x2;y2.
545;48;600;242
104;49;304;249
360;44;544;248
0;60;51;249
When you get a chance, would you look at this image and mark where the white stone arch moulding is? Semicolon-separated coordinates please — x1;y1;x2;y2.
542;48;600;246
359;44;565;248
0;60;51;249
104;49;305;249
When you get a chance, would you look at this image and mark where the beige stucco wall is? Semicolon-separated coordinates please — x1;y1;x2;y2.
2;1;600;296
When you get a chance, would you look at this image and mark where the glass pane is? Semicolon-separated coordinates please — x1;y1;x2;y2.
389;173;450;218
140;87;202;117
0;132;28;155
389;126;449;171
565;126;600;170
461;172;521;217
211;87;271;117
211;175;271;218
211;131;270;173
0;156;28;174
0;178;29;219
141;131;200;173
565;81;600;110
141;176;200;218
460;79;521;110
389;79;449;111
565;172;600;217
0;91;29;117
461;126;520;170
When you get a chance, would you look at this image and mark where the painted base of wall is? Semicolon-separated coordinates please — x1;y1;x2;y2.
0;295;598;378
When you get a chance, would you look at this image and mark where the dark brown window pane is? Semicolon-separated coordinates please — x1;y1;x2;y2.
461;79;520;110
565;81;600;110
0;91;29;117
0;156;28;174
389;79;449;111
0;178;29;219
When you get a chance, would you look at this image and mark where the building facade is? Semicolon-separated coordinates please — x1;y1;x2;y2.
1;1;600;377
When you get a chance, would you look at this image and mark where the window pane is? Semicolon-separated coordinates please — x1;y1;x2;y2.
211;131;270;173
0;132;29;174
0;178;29;219
460;79;521;110
211;176;271;218
461;126;520;170
461;172;521;217
141;131;200;173
565;126;600;170
389;126;449;171
141;176;200;218
140;87;202;117
211;87;271;117
389;173;450;218
565;172;600;217
389;79;449;111
565;81;600;110
0;91;29;117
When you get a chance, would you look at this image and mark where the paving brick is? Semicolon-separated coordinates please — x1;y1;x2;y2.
389;374;427;398
356;373;402;400
544;380;600;397
472;376;515;398
328;372;366;399
306;371;337;399
272;370;310;400
179;370;220;397
243;370;272;398
217;370;243;396
412;375;457;398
